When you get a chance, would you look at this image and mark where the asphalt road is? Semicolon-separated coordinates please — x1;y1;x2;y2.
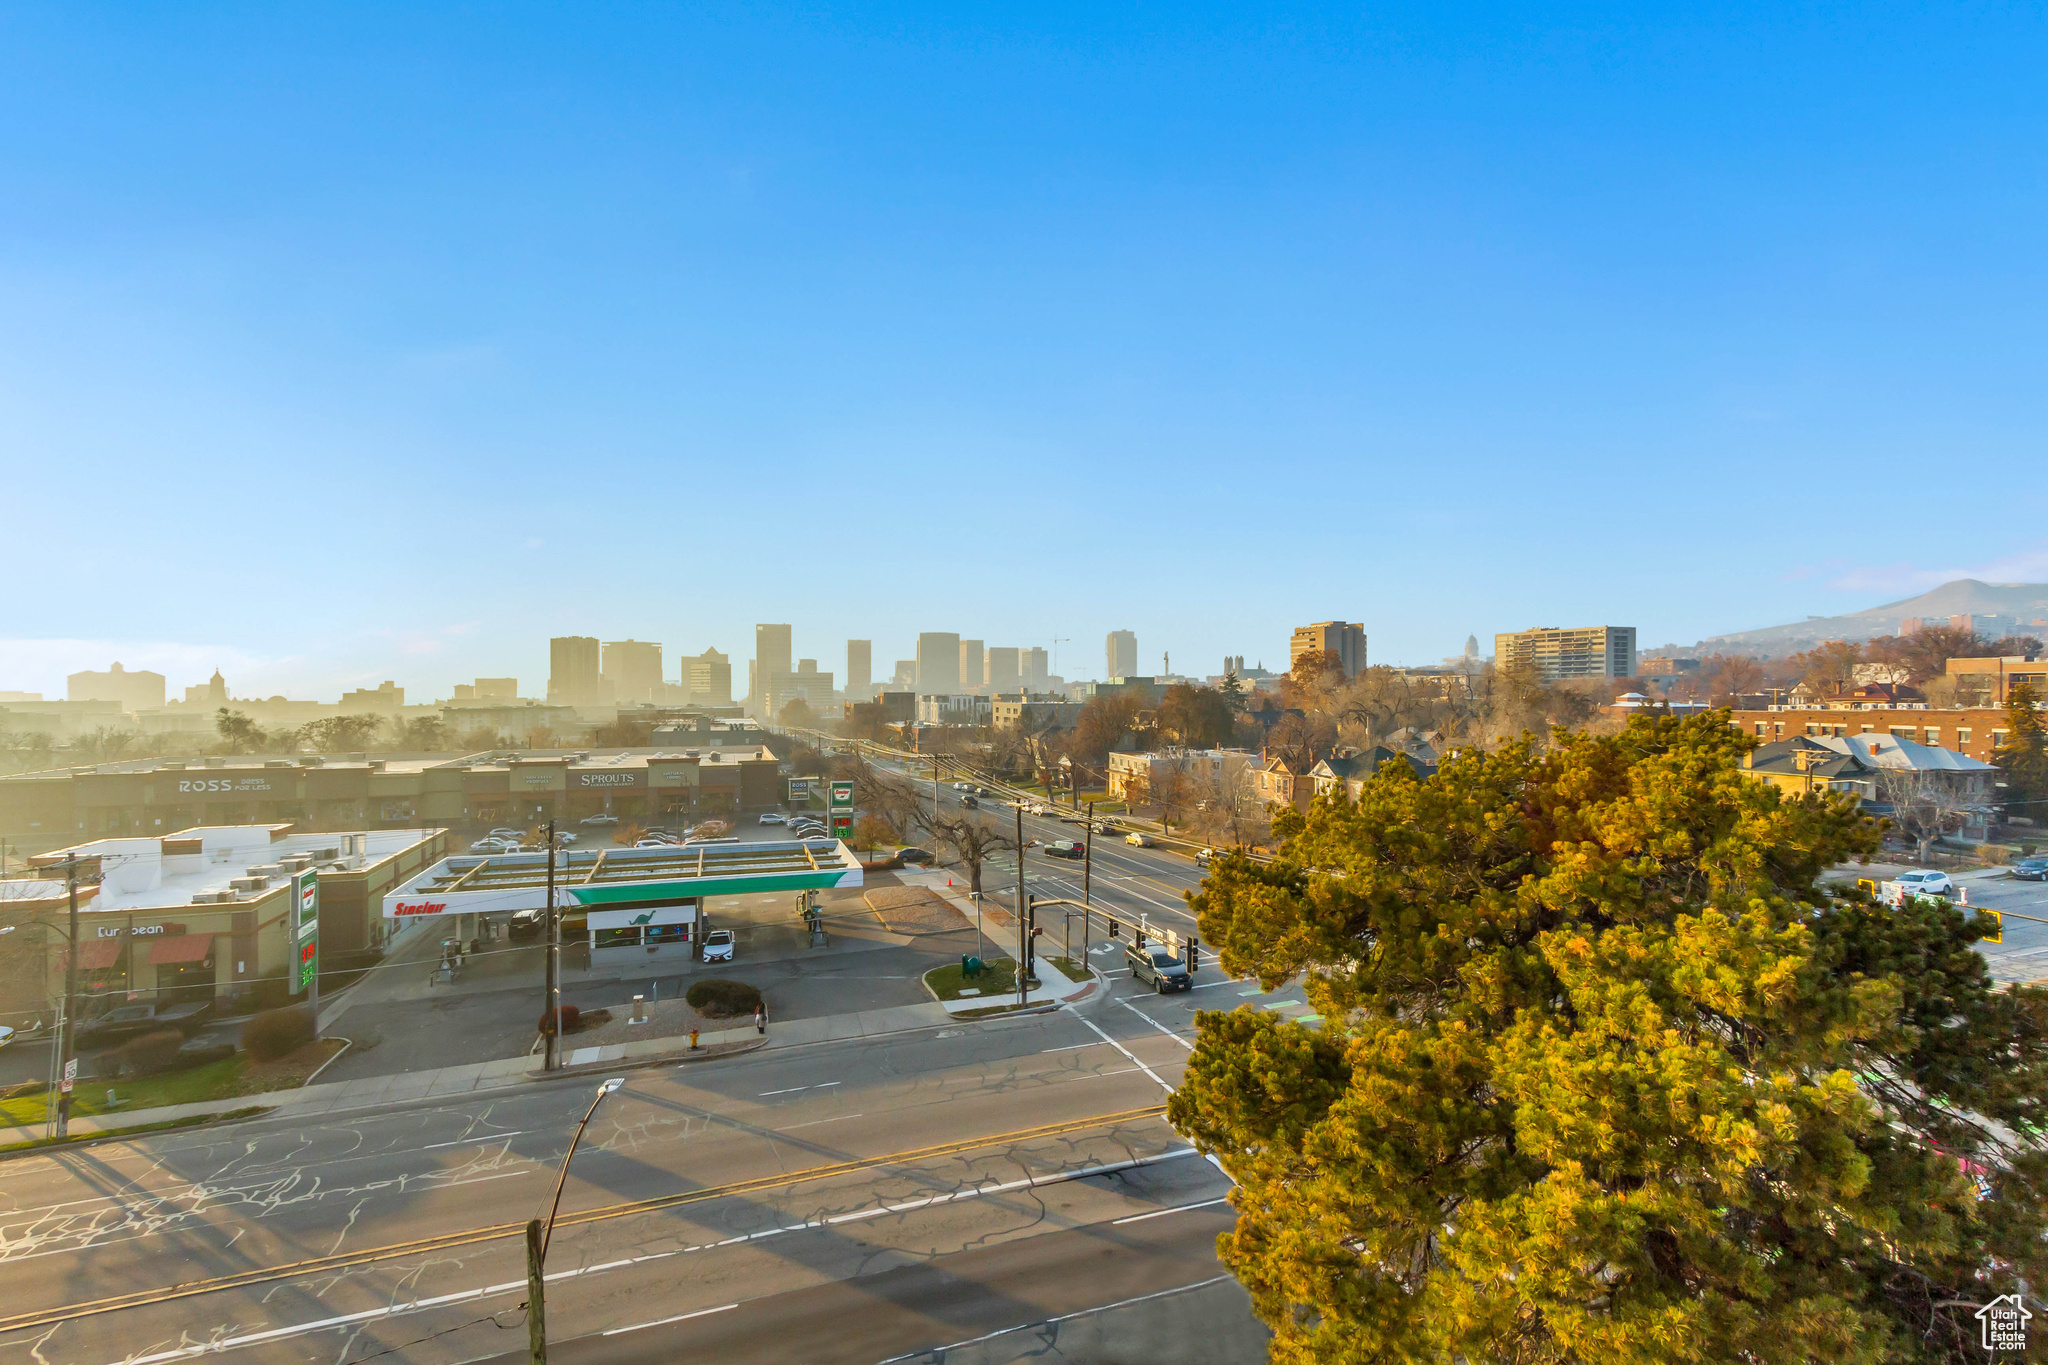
0;971;1281;1365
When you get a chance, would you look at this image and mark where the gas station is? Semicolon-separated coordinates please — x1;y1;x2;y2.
380;838;864;968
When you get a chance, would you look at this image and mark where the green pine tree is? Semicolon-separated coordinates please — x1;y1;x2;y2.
1993;681;2047;818
1174;712;2047;1364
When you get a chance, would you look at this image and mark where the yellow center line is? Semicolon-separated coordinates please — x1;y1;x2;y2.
0;1104;1172;1335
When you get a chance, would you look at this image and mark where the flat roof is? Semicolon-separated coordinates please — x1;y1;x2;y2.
24;826;442;914
0;746;780;783
383;839;863;920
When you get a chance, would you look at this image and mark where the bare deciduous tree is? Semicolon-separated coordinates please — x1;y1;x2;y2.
1877;769;1984;862
927;813;1013;895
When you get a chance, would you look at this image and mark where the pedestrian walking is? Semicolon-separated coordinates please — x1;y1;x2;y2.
754;1002;766;1035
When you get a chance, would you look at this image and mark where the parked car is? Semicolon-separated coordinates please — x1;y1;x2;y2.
580;814;620;826
1126;943;1191;993
2013;856;2048;882
0;1024;15;1049
509;908;546;939
636;838;677;849
1044;840;1084;860
1881;869;1955;903
759;812;787;824
1125;832;1155;848
489;827;524;839
470;838;510;853
555;832;578;845
897;847;936;865
700;928;735;963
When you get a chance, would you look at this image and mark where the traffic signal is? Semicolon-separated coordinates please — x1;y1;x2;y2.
1185;938;1200;972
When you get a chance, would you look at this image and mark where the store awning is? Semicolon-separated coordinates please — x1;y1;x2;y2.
148;934;215;966
70;938;125;971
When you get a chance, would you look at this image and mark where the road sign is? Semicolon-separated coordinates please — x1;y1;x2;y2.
293;869;320;993
61;1058;77;1094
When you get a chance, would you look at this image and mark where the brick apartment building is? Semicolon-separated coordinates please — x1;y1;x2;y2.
1726;707;2014;764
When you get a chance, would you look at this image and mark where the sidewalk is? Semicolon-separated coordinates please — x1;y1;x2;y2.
0;1000;953;1153
890;872;1102;1012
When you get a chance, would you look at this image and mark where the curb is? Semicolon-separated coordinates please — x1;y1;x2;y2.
302;1037;354;1086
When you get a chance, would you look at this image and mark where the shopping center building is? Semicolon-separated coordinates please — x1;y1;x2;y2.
0;823;448;1023
0;744;783;854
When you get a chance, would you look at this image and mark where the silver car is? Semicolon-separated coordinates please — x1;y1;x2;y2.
700;928;735;963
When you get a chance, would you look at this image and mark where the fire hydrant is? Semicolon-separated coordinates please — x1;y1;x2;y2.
689;1027;700;1051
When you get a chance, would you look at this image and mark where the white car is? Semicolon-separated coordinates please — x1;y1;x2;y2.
0;1024;15;1049
759;813;786;825
700;928;735;963
1882;869;1955;902
951;781;972;792
470;837;512;853
1125;832;1155;848
580;814;620;827
556;832;578;846
635;838;677;849
489;827;523;839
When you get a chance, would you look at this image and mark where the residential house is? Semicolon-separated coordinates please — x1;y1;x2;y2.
1308;746;1436;800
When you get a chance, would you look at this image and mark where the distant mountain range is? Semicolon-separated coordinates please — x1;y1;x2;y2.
1698;580;2048;656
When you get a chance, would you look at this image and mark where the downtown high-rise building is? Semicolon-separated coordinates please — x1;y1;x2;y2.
754;624;792;709
548;636;603;705
601;639;663;705
681;648;731;705
986;646;1021;693
1289;621;1367;678
1495;626;1635;683
1024;646;1049;692
958;638;985;690
916;632;961;694
1106;630;1138;680
846;640;872;701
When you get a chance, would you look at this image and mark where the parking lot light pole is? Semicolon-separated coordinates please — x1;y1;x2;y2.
56;853;79;1139
543;821;559;1072
528;1076;624;1364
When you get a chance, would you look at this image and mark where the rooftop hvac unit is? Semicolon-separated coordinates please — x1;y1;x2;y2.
191;890;235;904
228;876;269;893
265;760;292;768
311;846;340;861
249;864;283;878
340;834;367;859
368;760;386;771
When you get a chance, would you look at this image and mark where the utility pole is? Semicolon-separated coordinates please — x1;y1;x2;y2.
1015;803;1028;1006
56;853;79;1139
528;1076;623;1363
1082;800;1094;965
543;820;559;1072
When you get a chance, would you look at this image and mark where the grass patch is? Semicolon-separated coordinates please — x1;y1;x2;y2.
0;1107;272;1156
0;1038;346;1128
1041;955;1088;981
925;957;1018;1001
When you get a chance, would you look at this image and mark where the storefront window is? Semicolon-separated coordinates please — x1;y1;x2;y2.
645;923;691;944
593;927;640;949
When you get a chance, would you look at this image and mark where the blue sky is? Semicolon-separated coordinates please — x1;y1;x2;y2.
2;3;2045;699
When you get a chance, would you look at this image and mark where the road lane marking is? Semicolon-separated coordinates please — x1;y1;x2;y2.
1112;1197;1231;1224
0;1104;1171;1335
875;1274;1236;1363
774;1114;865;1131
1116;999;1194;1051
1040;1041;1109;1053
1075;1016;1173;1094
604;1302;739;1335
758;1082;841;1095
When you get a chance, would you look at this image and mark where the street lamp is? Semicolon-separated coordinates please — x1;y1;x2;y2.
527;1076;625;1364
